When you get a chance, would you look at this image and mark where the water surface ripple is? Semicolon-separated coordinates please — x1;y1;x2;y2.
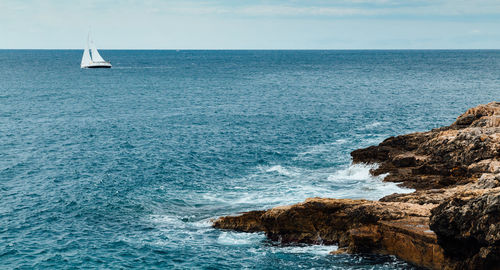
1;50;499;269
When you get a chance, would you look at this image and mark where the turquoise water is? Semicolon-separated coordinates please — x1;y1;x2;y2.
1;50;499;269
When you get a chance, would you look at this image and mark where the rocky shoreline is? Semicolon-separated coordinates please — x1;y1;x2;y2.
213;102;500;270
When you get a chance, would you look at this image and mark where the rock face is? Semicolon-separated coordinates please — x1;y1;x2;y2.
213;102;500;270
351;102;500;190
214;198;445;269
430;188;500;270
214;198;433;245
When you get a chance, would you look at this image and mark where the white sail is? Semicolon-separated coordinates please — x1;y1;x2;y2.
90;39;106;62
81;35;92;68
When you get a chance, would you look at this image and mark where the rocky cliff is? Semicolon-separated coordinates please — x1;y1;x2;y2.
213;102;500;270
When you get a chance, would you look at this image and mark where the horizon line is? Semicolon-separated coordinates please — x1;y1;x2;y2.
1;48;500;51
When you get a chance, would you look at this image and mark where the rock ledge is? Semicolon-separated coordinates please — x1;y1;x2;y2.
213;102;500;270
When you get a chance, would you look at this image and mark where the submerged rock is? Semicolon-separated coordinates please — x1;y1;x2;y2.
213;102;500;270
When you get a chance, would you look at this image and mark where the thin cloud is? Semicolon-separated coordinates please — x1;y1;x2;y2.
144;0;500;18
0;0;499;49
237;6;375;16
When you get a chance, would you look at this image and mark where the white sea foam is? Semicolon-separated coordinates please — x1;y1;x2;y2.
217;232;265;245
364;121;387;129
191;218;213;228
273;244;337;256
335;139;348;144
295;139;348;158
327;163;379;182
202;193;230;203
148;215;212;233
149;214;184;227
146;163;412;258
264;165;298;177
327;164;413;200
201;161;412;210
142;214;216;248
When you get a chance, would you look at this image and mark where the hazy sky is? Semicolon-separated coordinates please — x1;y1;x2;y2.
1;0;500;49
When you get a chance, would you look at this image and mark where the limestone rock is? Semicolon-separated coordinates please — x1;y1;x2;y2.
214;198;443;268
352;101;500;189
430;187;500;270
213;102;500;270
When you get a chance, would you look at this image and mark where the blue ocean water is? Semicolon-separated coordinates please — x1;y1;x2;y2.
1;50;499;269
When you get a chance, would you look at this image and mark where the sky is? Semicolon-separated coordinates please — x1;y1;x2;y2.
1;0;500;49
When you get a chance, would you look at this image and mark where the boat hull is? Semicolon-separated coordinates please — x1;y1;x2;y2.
81;61;112;69
85;65;111;69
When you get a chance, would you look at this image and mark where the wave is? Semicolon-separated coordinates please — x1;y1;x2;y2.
327;163;381;182
263;165;299;177
272;244;337;256
295;139;348;158
217;232;265;246
200;161;412;212
364;121;387;129
327;164;413;200
146;140;413;256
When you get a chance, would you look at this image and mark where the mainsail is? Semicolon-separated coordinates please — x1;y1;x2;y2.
90;38;106;62
80;34;92;68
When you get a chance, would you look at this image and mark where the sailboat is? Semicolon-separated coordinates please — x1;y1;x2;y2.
81;32;112;68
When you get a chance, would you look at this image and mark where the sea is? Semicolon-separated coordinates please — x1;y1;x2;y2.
1;50;499;269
